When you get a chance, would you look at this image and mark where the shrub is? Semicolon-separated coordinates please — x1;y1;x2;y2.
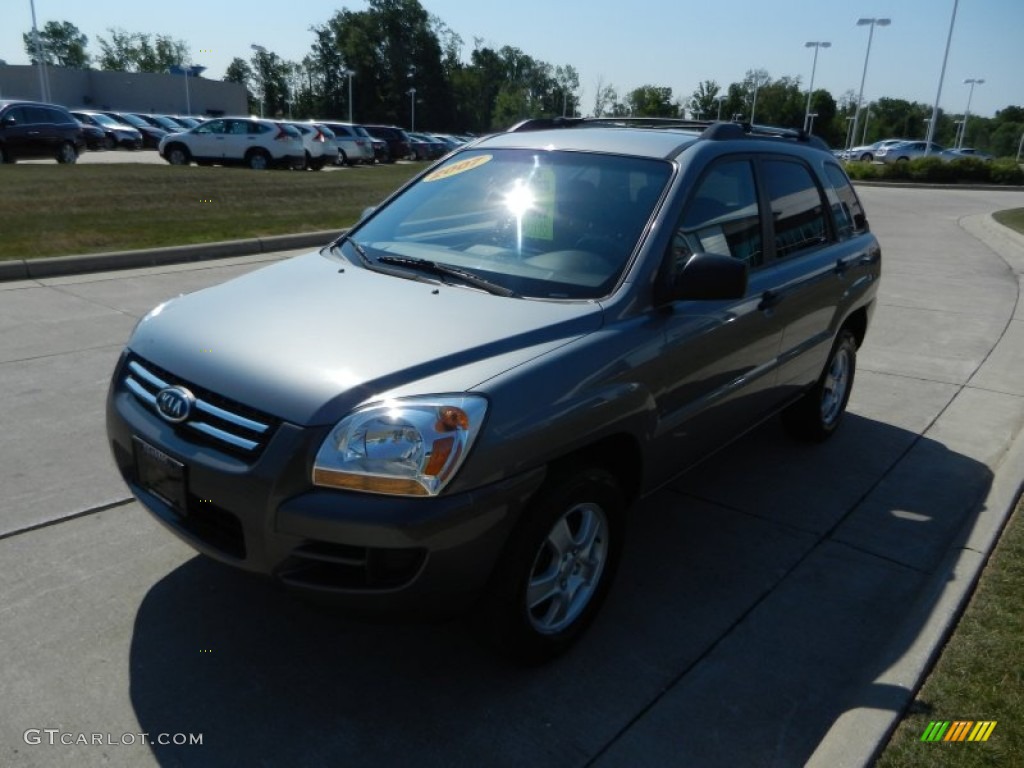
907;156;957;182
989;159;1024;185
946;157;990;182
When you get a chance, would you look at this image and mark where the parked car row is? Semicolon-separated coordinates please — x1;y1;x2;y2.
838;137;994;164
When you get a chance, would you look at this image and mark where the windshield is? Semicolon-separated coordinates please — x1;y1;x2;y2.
349;148;671;300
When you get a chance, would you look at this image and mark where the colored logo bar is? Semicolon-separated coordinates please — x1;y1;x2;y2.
920;721;997;742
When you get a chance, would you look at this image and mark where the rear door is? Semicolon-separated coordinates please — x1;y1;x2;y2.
755;155;876;396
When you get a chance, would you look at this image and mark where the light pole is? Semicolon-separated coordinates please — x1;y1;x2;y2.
952;119;963;146
959;77;984;148
715;94;727;121
861;104;872;145
250;44;268;117
844;116;856;152
341;68;354;123
924;117;933;140
407;87;416;132
803;41;830;132
925;0;959;155
807;112;819;133
29;0;50;102
852;18;890;152
749;73;767;125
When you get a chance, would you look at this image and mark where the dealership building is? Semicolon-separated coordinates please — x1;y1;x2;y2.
0;64;247;116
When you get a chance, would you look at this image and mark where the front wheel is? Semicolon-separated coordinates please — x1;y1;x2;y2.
166;145;190;166
478;467;623;664
783;329;857;442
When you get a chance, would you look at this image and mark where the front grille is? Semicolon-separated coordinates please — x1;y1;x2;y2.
123;354;277;458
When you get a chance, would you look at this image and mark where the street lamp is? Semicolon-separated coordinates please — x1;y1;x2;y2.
250;43;268;117
407;87;416;132
959;77;984;148
851;18;890;151
925;0;960;155
715;94;727;120
807;112;819;133
803;41;831;133
341;68;354;123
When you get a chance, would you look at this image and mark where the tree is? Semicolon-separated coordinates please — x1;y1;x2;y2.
22;21;90;69
554;65;580;117
224;58;256;113
96;28;189;73
687;80;721;119
591;77;617;118
626;85;679;117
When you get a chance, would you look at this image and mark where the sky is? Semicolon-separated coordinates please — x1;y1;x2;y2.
2;0;1021;119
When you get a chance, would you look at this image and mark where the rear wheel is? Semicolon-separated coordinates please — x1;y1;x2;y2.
478;466;623;664
247;149;270;170
104;134;117;151
783;329;857;442
859;152;873;162
338;149;349;166
56;142;78;164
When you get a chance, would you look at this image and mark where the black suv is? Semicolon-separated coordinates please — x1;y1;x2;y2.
0;100;84;164
107;118;880;662
361;124;411;162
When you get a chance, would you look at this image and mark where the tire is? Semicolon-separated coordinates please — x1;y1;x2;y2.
166;144;190;166
479;466;624;664
310;157;325;171
56;142;78;164
896;156;909;163
0;146;12;164
338;149;349;166
783;329;857;442
859;152;873;162
247;149;270;170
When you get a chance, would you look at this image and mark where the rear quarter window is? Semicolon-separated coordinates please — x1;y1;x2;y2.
822;163;867;240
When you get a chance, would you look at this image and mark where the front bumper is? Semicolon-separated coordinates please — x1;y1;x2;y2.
105;355;544;617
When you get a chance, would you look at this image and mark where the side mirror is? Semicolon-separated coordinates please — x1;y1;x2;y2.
2;116;16;127
663;252;748;303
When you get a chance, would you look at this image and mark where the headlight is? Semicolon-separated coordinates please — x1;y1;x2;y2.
312;395;487;497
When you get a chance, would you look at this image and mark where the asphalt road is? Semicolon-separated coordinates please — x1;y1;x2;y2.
2;186;1024;767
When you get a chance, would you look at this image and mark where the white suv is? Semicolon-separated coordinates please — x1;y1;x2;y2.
159;117;304;170
287;122;334;171
321;122;375;165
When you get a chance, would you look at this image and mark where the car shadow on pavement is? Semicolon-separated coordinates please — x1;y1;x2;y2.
127;413;992;768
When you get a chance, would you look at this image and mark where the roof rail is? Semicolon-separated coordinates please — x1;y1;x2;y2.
506;116;832;152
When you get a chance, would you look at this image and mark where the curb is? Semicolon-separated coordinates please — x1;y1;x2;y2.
0;229;344;283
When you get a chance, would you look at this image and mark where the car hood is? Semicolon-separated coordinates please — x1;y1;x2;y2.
128;249;604;425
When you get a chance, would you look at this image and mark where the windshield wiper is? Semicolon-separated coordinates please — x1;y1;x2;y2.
375;255;518;298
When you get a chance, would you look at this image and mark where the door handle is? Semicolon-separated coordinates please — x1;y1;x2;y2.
759;290;783;311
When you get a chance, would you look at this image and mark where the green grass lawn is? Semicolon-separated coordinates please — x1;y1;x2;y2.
0;163;421;260
876;207;1024;767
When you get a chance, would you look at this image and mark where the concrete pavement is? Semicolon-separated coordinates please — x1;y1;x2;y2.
1;186;1024;767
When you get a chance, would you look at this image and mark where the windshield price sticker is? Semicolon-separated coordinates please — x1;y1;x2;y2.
423;154;493;182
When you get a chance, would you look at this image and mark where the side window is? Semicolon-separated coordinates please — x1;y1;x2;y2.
823;163;866;240
228;120;248;135
25;106;52;124
761;159;828;259
197;119;225;135
672;159;763;275
3;106;27;124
